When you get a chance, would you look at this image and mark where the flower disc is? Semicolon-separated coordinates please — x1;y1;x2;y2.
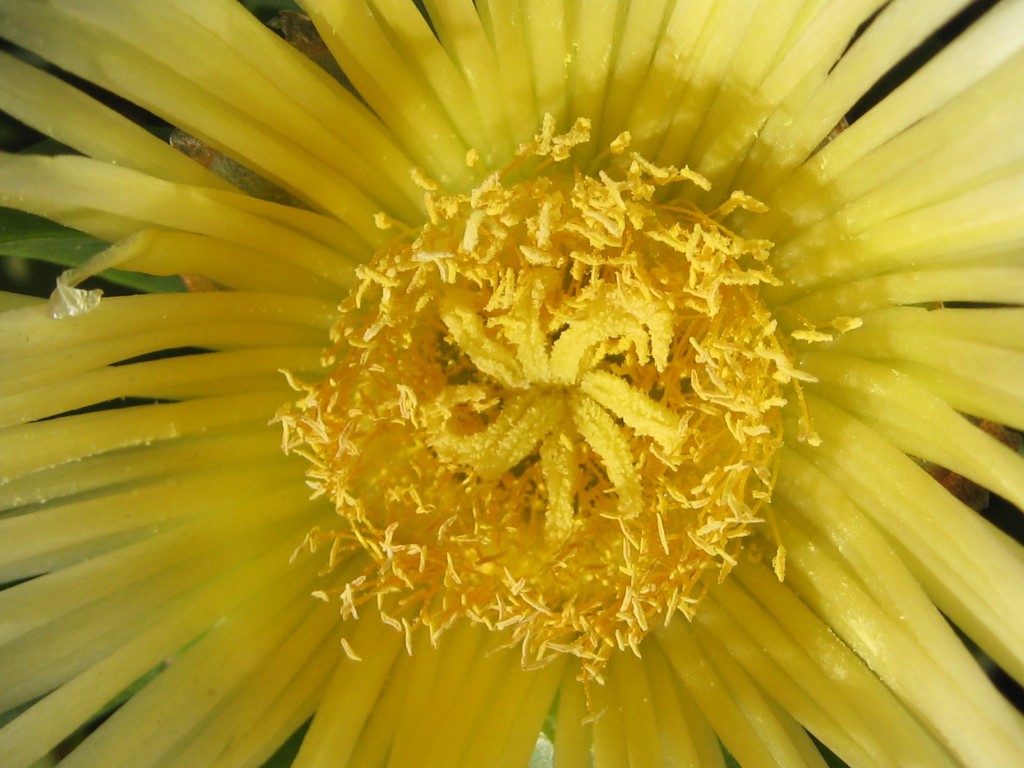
282;120;802;675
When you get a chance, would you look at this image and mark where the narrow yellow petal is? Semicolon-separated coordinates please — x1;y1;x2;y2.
0;429;283;511
657;620;824;768
385;625;483;767
770;0;973;178
783;265;1024;319
67;229;342;301
621;0;715;160
0;391;287;484
804;349;1024;509
553;662;592;768
0;346;320;428
364;0;494;153
290;616;404;768
0;460;297;583
771;487;1024;767
725;560;957;767
204;629;340;768
164;0;423;211
794;396;1024;707
38;548;322;768
302;0;474;189
821;308;1024;429
0;293;44;313
642;640;723;768
0;50;231;191
338;641;413;768
0;532;320;768
411;0;515;159
809;0;1024;189
589;666;629;767
0;153;372;273
610;651;667;768
163;603;339;768
0;292;332;368
0;0;422;222
453;652;563;768
564;0;622;150
655;0;761;170
522;0;570;125
731;0;889;192
475;0;541;143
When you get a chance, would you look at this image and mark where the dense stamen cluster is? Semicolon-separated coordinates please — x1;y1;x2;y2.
280;118;800;677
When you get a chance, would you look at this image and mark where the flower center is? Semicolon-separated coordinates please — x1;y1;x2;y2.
280;119;801;677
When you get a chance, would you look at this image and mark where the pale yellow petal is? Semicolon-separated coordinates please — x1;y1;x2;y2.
0;152;371;275
795;396;1024;701
302;0;473;189
553;662;592;768
0;391;287;484
0;459;298;583
763;0;972;181
164;604;339;768
381;625;485;767
0;530;321;768
589;665;628;767
412;0;515;158
821;307;1024;429
475;0;541;144
0;50;231;191
0;0;421;222
0;346;320;428
453;652;563;768
41;548;322;768
609;650;667;768
522;0;570;127
709;569;956;768
289;617;404;768
642;640;724;768
657;619;827;768
771;489;1024;766
0;430;283;512
63;229;342;301
783;264;1024;319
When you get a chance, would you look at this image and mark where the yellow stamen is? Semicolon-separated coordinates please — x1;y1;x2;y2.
279;118;798;678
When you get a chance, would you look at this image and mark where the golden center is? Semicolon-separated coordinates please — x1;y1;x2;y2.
280;118;802;677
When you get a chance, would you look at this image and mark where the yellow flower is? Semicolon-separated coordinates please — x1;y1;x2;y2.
1;1;1023;767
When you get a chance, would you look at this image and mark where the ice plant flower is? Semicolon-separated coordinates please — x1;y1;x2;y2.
1;0;1023;766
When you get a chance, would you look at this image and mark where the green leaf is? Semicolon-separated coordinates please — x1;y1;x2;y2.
0;208;184;294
